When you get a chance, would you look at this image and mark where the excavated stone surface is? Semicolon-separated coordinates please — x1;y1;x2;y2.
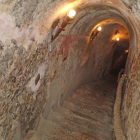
0;0;140;139
25;79;117;140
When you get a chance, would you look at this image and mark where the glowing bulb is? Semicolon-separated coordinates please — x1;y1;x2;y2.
116;38;120;41
97;26;102;31
68;9;76;18
125;50;129;53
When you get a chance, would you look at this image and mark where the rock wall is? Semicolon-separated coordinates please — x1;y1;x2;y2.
120;1;140;140
0;0;140;140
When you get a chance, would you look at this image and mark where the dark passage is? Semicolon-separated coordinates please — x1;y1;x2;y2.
110;40;129;75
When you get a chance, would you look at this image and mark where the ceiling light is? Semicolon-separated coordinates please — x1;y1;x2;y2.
97;26;102;31
125;50;129;53
68;9;76;18
116;38;120;41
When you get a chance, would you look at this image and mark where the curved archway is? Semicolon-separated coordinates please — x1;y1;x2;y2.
1;1;140;140
49;3;137;77
42;3;138;139
47;4;136;89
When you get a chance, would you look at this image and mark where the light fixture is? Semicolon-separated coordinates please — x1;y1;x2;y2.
111;37;120;48
51;9;76;42
125;50;129;53
116;38;120;41
68;9;76;18
90;26;102;41
97;26;102;31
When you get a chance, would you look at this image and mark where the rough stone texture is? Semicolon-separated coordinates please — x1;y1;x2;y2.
121;57;140;140
120;1;140;140
0;0;140;140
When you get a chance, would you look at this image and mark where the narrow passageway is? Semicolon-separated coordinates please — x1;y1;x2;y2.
25;76;117;140
1;0;140;139
24;13;130;140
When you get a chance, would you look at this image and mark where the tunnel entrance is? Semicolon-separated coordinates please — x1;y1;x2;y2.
109;25;130;76
85;20;130;82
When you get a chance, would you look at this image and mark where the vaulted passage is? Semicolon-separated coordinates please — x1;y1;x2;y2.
25;16;130;140
1;1;140;140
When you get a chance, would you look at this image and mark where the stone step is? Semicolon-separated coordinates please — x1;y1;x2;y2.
67;96;114;118
56;106;114;140
75;84;116;103
76;87;115;101
79;81;116;99
47;111;100;140
25;79;116;140
72;91;114;109
62;100;113;127
28;117;95;140
89;80;117;90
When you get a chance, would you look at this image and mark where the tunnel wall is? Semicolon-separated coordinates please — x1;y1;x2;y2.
0;0;140;140
120;1;140;140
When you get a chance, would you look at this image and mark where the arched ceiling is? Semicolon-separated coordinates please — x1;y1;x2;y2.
0;0;137;46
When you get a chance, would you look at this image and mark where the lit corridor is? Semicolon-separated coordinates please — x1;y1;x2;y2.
1;0;140;139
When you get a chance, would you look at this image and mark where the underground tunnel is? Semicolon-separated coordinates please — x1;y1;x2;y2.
0;0;140;140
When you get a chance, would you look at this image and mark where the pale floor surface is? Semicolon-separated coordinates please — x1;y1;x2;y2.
25;78;117;140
